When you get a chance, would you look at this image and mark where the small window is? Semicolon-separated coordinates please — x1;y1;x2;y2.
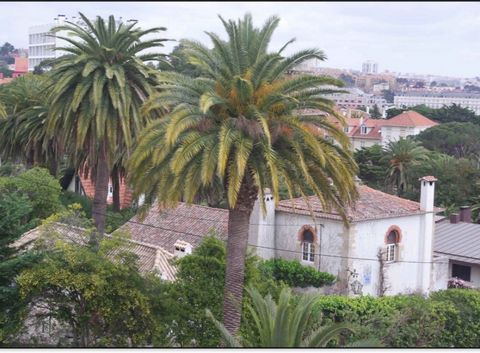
385;230;399;262
344;126;349;133
452;264;471;282
302;229;315;262
361;125;367;134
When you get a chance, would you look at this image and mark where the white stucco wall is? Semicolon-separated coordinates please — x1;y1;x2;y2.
381;126;432;147
348;214;433;296
351;138;380;151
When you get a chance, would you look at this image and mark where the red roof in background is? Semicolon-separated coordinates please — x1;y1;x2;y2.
382;110;438;127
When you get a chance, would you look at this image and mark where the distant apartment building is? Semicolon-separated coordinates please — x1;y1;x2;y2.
324;87;388;113
394;91;480;114
28;15;70;71
362;60;378;74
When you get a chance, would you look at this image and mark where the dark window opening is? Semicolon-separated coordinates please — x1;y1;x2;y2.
452;264;471;282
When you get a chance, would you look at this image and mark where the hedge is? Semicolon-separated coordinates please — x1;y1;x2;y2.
310;289;480;348
260;258;336;288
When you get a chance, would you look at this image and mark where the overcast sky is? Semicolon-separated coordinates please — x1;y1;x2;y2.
2;1;480;77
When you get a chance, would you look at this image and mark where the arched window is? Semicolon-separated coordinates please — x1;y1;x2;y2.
386;230;399;262
302;229;315;262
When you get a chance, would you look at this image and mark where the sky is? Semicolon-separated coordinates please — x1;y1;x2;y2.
2;1;480;78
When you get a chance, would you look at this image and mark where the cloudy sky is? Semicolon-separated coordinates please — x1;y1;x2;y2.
2;2;480;77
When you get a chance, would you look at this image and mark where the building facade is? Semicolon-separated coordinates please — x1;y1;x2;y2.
362;60;378;74
394;91;480;114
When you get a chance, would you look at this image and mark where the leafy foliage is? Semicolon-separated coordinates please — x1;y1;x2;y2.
415;122;480;162
260;258;335;288
16;209;161;347
310;290;480;348
208;287;378;347
381;138;429;196
156;235;282;347
354;145;389;191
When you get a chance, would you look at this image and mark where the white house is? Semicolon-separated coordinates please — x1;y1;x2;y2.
119;176;445;297
320;110;438;151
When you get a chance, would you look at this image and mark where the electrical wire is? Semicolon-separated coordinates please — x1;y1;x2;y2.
9;173;456;265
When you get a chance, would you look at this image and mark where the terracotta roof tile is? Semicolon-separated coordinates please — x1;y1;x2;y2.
382;110;438;127
118;202;228;253
277;185;437;222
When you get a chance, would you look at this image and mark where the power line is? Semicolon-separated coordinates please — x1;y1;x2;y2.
10;173;458;265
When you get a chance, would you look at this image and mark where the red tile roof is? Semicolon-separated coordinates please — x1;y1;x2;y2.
382;110;438;127
277;185;437;222
118;202;228;253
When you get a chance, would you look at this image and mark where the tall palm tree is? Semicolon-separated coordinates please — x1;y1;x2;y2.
382;138;429;195
46;13;168;236
128;13;358;333
207;287;379;347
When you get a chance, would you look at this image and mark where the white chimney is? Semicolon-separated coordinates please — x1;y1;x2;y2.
419;176;437;212
418;176;437;295
174;240;192;258
248;189;275;259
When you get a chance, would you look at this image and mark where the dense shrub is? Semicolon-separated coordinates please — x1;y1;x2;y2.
260;258;336;288
310;289;480;348
59;191;92;216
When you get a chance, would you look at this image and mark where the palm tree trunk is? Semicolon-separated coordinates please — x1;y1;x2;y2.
92;143;110;239
112;164;121;212
223;173;258;335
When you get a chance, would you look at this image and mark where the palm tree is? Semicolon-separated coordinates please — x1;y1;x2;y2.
382;138;429;195
207;287;379;347
0;74;60;172
46;13;168;236
128;13;358;333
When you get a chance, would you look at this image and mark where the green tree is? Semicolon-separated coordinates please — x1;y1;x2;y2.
0;43;14;56
17;209;159;347
433;104;480;124
381;89;394;103
354;144;389;191
156;235;281;347
46;13;168;236
207;287;377;347
385;108;405;119
157;44;202;77
0;189;42;344
382;139;429;196
370;104;381;118
415;122;480;163
128;13;358;333
4;167;63;220
0;74;61;173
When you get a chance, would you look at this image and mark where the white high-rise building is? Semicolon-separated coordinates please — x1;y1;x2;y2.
28;15;72;71
362;60;378;74
28;15;125;71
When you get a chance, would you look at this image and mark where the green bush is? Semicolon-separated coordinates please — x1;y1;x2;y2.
260;258;336;288
310;289;480;348
59;191;92;216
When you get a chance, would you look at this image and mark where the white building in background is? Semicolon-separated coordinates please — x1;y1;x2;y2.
323;87;387;113
362;60;378;74
28;15;127;71
394;91;480;114
28;15;72;71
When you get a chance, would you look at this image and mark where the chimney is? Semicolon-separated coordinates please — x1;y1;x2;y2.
459;206;472;223
449;213;460;224
419;176;437;212
248;188;275;259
